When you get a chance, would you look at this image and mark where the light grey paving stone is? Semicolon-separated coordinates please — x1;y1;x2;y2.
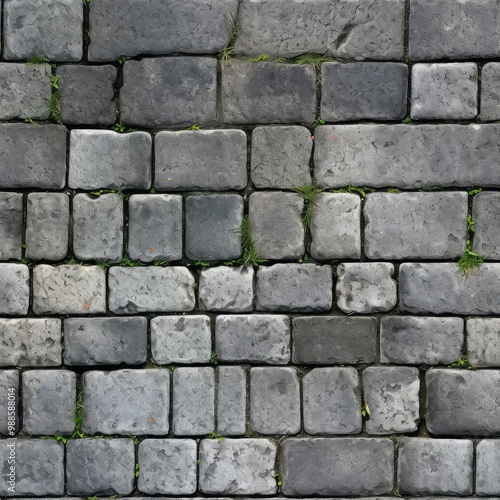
400;263;500;315
476;439;500;495
0;440;64;496
293;316;378;364
314;124;500;188
467;318;500;367
69;129;152;190
155;130;247;191
0;264;29;315
481;63;500;121
364;192;467;260
66;438;135;495
426;369;500;435
73;193;123;263
0;124;66;189
172;367;215;436
3;0;83;61
121;57;217;127
398;438;473;495
33;265;106;315
322;63;407;121
185;194;243;261
0;193;23;261
473;191;500;259
250;367;300;435
310;193;361;260
109;267;195;314
0;318;61;367
216;314;290;364
336;263;396;314
138;439;197;495
257;264;332;312
411;63;478;120
64;317;147;366
151;315;211;364
249;192;305;260
222;60;316;124
251;126;312;189
26;193;69;261
217;366;246;436
58;65;117;125
88;0;238;61
303;367;361;435
281;438;394;495
380;316;464;365
82;369;170;435
199;438;277;495
0;370;19;435
234;0;405;59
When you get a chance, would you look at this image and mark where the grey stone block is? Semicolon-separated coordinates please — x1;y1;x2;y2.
69;129;152;190
58;65;117;125
155;130;247;191
250;367;300;434
481;63;500;121
82;369;170;435
108;267;195;314
216;314;290;364
251;126;312;189
3;0;83;61
310;193;361;260
88;0;238;61
151;315;211;364
121;57;217;127
336;263;396;314
0;370;19;435
411;63;478;120
222;60;316;124
467;318;500;367
26;193;69;261
249;192;305;260
0;318;61;367
199;438;277;495
66;438;134;495
217;366;246;436
234;0;405;59
364;192;467;260
303;367;361;435
400;263;500;315
293;316;378;364
0;124;66;189
381;316;464;365
185;194;243;261
398;438;473;495
322;63;407;121
0;193;23;261
281;438;394;496
476;439;500;495
64;317;147;366
33;265;106;315
473;192;500;259
0;264;29;315
172;367;215;435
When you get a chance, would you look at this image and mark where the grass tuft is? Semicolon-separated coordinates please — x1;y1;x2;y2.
292;185;323;229
71;392;84;438
448;355;475;370
295;53;333;65
458;240;483;275
238;216;267;267
26;55;50;65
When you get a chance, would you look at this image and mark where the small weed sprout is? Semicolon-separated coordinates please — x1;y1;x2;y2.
48;74;62;124
293;185;323;229
249;54;271;62
119;258;144;267
295;53;333;65
207;432;225;440
71;392;84;439
272;472;283;488
118;55;130;65
467;214;475;233
26;55;50;65
387;188;401;193
238;216;267;267
449;355;475;370
153;260;170;267
135;463;140;477
90;188;129;200
468;187;483;197
129;435;140;445
361;403;370;418
402;116;413;124
311;117;325;129
194;261;211;267
219;23;238;61
458;240;483;275
113;123;136;134
210;352;218;365
95;259;111;269
24;116;37;124
187;124;201;130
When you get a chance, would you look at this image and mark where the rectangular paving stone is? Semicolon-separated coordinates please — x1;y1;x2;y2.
0;193;23;261
481;63;500;121
467;318;500;367
281;438;394;495
217;366;246;436
0;264;29;315
0;370;19;435
473;191;500;259
476;439;500;495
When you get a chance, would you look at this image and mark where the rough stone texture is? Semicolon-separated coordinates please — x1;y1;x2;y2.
33;265;106;315
199;438;277;495
217;366;246;436
108;267;195;314
0;370;19;435
303;367;361;435
336;263;397;314
0;193;23;261
64;317;148;366
234;0;405;59
476;439;500;495
481;63;500;121
155;130;247;191
322;63;407;121
281;438;394;496
216;314;290;364
257;264;333;312
82;369;170;435
364;192;468;260
397;438;473;495
411;63;478;120
69;130;152;190
121;57;217;127
380;316;464;365
467;318;500;367
473;191;500;259
0;264;29;315
222;60;316;124
249;192;305;259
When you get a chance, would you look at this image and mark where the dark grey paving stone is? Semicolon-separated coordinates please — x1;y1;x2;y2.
467;318;500;367
217;366;246;436
0;370;19;435
0;264;29;315
473;191;500;259
481;63;500;121
476;439;500;495
0;193;23;261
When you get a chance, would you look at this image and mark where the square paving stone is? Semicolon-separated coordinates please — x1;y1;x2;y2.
217;365;246;436
467;318;500;367
476;439;500;495
481;63;500;121
0;264;29;315
473;191;500;259
0;193;23;261
0;370;19;435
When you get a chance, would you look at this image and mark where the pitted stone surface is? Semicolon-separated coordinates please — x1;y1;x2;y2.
467;318;500;367
481;63;500;121
217;366;246;436
473;191;500;259
0;264;29;315
476;439;500;495
0;193;23;261
0;370;19;435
